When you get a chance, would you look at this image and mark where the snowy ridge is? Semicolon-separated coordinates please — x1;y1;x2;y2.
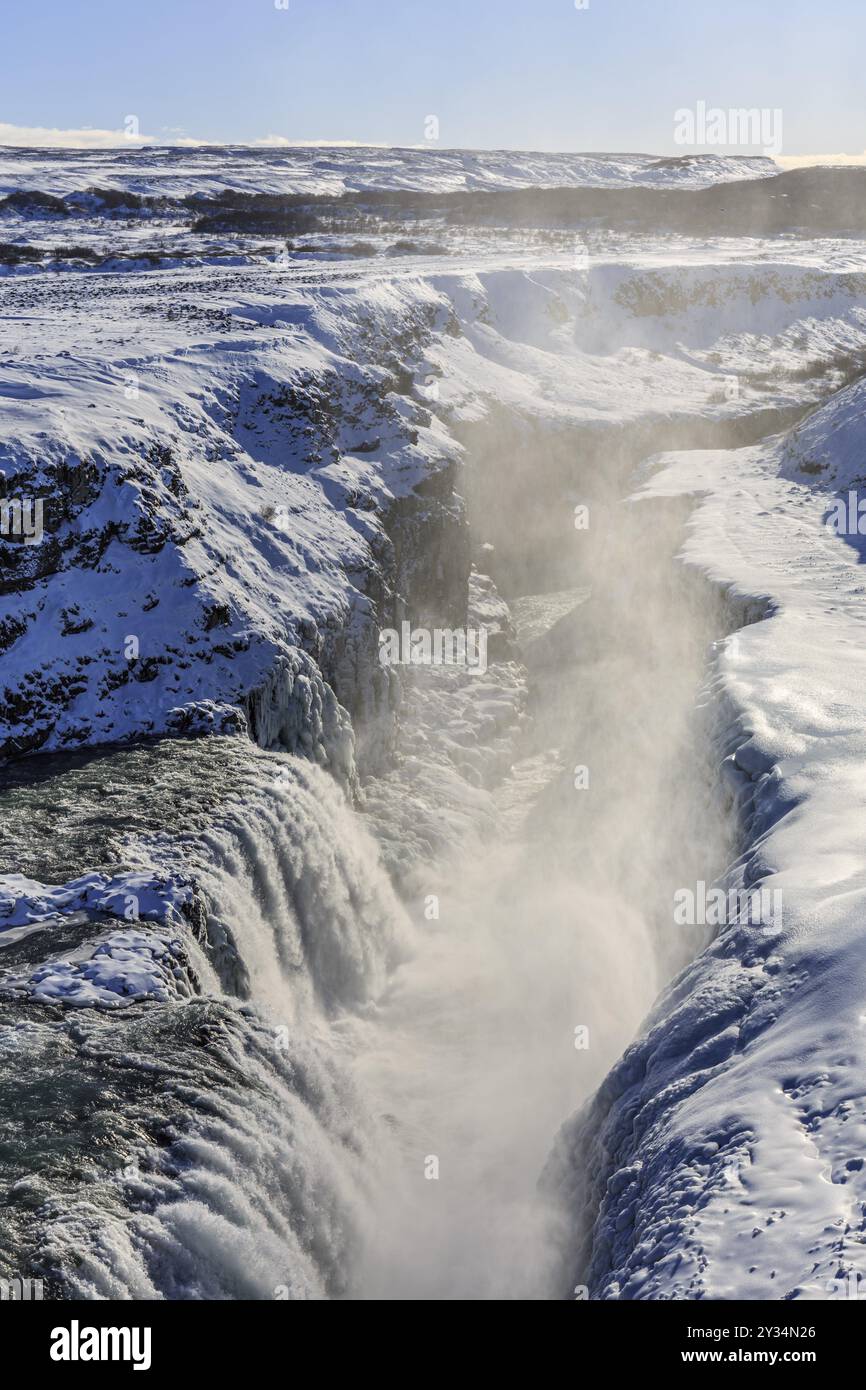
780;374;866;488
0;146;779;199
0;269;463;765
546;412;866;1300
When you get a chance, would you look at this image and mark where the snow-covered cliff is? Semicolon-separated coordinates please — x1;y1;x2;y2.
4;147;866;1301
546;389;866;1300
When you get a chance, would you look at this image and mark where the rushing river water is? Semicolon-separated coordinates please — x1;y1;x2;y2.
0;488;735;1300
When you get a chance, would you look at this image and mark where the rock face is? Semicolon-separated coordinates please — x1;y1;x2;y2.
0;252;471;778
10;146;866;1304
4;153;864;779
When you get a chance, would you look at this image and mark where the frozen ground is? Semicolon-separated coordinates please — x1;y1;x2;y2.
548;410;866;1300
2;148;866;1300
0;146;778;200
4;222;866;760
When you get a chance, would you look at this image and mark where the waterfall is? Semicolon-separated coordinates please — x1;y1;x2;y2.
189;753;412;1016
0;745;411;1300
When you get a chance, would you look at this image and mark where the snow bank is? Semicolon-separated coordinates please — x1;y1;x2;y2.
0;147;779;200
546;414;866;1300
0;266;461;767
0;869;202;1008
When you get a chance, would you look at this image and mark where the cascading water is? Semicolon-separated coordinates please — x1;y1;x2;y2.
0;445;739;1303
344;493;737;1300
0;742;408;1299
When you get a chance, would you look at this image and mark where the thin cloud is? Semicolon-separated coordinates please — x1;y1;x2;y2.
777;152;866;169
0;121;154;149
250;136;387;148
0;122;387;150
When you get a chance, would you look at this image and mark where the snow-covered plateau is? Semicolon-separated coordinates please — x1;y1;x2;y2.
0;145;778;199
2;147;866;1300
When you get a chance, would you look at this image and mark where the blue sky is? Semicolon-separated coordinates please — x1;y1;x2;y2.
1;0;864;156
